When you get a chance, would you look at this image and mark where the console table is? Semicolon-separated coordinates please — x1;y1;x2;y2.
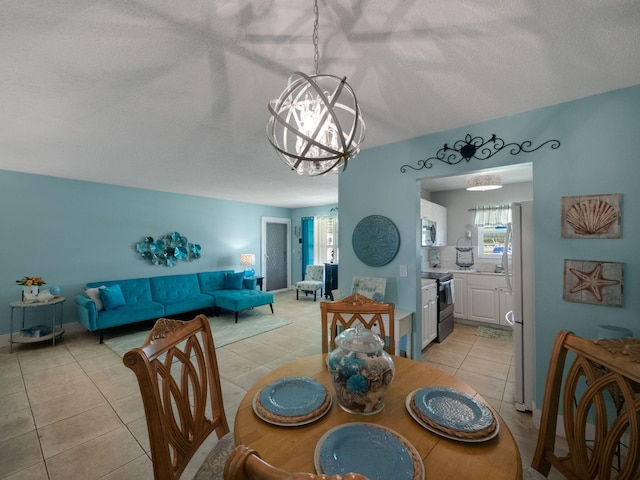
324;263;338;300
9;297;66;353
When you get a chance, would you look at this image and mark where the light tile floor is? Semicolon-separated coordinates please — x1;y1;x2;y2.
0;291;559;479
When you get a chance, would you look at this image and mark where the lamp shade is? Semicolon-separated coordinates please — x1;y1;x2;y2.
466;174;502;191
240;254;255;277
240;254;255;266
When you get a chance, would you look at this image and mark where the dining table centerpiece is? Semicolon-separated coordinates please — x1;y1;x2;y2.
326;323;395;414
16;276;47;300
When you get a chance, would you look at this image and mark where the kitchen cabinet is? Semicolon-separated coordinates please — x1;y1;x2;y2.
420;199;447;246
453;274;466;319
456;273;510;326
421;281;438;348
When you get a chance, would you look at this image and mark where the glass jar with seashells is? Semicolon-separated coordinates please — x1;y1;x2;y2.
326;323;395;414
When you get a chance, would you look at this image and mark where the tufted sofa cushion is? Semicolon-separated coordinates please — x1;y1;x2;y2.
81;278;164;330
149;274;215;316
197;270;233;295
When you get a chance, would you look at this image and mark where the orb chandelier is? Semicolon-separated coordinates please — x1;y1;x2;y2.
266;0;366;176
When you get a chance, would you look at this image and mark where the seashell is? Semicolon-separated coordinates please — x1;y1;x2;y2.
566;199;617;235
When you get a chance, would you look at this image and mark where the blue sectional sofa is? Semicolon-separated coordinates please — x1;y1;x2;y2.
75;270;274;342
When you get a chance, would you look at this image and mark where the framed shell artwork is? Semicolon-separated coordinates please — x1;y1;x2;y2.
561;194;621;239
563;259;623;307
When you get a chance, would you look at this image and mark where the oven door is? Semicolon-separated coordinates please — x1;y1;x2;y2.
438;279;454;309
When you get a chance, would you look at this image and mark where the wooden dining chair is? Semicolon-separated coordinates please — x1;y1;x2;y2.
529;330;640;479
320;292;395;355
123;314;235;480
224;445;369;480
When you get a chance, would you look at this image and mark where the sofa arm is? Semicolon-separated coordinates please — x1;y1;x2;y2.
75;295;98;331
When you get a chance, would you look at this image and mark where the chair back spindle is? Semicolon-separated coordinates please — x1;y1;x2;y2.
320;293;395;355
123;315;230;480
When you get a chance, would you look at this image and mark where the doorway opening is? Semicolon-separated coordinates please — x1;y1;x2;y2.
261;217;291;292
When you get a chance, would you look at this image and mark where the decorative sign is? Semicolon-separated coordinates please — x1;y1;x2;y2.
352;215;400;267
561;194;621;238
351;277;387;302
563;259;623;307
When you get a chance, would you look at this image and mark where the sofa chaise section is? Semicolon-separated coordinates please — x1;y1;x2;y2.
198;271;274;323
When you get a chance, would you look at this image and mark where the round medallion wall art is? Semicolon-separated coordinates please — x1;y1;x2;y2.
352;215;400;267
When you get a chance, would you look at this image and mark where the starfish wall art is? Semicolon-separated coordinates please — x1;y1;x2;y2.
563;260;623;307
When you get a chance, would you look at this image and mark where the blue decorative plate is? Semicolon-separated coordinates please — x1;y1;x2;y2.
258;377;327;417
407;387;497;441
352;215;401;267
315;423;423;480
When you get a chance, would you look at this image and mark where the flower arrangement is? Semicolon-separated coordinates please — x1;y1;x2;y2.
16;276;47;286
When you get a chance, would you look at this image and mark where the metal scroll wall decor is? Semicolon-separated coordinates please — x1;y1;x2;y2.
135;232;201;267
400;133;560;172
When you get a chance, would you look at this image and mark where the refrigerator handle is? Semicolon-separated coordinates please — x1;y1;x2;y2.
503;222;512;294
505;310;515;327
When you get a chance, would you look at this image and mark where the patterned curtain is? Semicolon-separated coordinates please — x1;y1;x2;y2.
473;204;512;227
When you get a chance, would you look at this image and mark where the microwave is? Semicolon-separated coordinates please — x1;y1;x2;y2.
422;218;437;246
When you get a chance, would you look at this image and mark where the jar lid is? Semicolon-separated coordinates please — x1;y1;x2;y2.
335;323;385;353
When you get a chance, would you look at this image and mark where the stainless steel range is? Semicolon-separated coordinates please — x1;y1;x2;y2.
422;271;454;342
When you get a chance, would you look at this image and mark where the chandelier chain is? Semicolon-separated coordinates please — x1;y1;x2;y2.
313;0;319;75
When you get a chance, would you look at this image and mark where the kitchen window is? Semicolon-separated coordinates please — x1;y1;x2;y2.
477;225;510;258
473;204;511;259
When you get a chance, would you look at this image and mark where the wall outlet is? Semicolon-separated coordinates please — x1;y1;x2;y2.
399;264;408;277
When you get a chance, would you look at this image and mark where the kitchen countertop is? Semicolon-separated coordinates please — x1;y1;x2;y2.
422;268;505;276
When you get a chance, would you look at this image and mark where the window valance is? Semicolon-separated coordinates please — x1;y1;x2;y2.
472;204;511;227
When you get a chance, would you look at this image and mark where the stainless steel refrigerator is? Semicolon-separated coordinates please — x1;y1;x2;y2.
504;201;535;411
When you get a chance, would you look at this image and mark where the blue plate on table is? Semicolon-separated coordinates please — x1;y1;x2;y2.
315;423;423;480
407;387;498;442
254;376;329;425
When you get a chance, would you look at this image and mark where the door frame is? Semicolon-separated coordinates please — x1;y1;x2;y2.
261;216;291;292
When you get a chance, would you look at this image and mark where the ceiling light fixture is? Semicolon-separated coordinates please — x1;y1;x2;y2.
466;174;502;191
266;0;365;176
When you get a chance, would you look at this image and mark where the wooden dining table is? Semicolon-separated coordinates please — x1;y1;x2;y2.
234;353;523;479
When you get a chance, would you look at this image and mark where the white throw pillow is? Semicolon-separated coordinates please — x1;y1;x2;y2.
85;286;106;311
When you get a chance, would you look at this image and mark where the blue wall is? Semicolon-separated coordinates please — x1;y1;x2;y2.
339;85;639;409
0;171;291;336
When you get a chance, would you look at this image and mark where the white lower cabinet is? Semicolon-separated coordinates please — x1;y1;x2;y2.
466;283;499;324
456;273;510;326
421;282;438;348
453;274;466;319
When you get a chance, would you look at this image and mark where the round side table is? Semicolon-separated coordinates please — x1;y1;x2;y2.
9;297;66;353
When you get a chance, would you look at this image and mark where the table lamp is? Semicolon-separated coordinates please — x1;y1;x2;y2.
240;254;255;277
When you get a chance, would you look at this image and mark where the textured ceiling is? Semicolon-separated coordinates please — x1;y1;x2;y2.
1;0;639;208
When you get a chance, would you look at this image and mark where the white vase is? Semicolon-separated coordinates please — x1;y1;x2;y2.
22;285;39;300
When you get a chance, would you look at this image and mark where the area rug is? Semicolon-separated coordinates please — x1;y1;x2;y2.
475;325;513;342
104;310;292;357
